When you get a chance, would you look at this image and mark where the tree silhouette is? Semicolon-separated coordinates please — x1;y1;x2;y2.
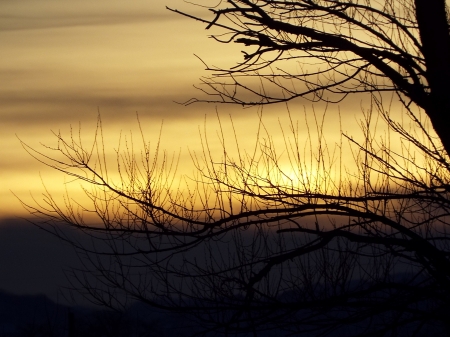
169;0;450;156
20;1;450;336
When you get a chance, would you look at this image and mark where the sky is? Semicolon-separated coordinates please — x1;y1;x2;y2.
0;0;376;304
1;0;230;219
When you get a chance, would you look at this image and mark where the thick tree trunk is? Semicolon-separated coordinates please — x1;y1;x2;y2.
415;0;450;156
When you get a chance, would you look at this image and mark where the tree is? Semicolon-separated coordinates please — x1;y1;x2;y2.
20;1;450;336
169;0;450;155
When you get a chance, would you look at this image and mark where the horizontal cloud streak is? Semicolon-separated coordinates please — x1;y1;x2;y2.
0;0;199;32
0;89;195;123
0;12;177;32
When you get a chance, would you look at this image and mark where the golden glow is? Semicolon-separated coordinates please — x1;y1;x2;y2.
0;1;390;219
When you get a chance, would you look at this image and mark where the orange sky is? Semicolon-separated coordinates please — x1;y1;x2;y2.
0;0;384;220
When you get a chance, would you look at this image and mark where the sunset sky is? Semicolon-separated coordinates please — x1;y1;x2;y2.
0;0;378;302
1;0;232;219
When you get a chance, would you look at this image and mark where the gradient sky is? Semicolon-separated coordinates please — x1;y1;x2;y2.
0;0;378;302
0;0;374;219
1;0;224;218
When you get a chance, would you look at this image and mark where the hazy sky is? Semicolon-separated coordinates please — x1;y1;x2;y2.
0;0;374;302
1;0;234;218
0;0;373;219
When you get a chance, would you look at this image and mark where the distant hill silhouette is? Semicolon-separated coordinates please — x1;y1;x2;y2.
0;218;447;336
0;290;182;337
1;281;446;337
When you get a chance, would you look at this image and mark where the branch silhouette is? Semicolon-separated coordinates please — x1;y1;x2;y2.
18;1;450;336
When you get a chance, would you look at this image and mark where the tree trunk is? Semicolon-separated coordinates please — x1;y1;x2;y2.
415;0;450;156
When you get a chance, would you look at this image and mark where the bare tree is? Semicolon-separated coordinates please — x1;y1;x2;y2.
169;0;450;155
19;1;450;336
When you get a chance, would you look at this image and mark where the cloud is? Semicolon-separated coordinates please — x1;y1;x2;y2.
0;12;174;32
0;0;203;32
0;89;201;124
